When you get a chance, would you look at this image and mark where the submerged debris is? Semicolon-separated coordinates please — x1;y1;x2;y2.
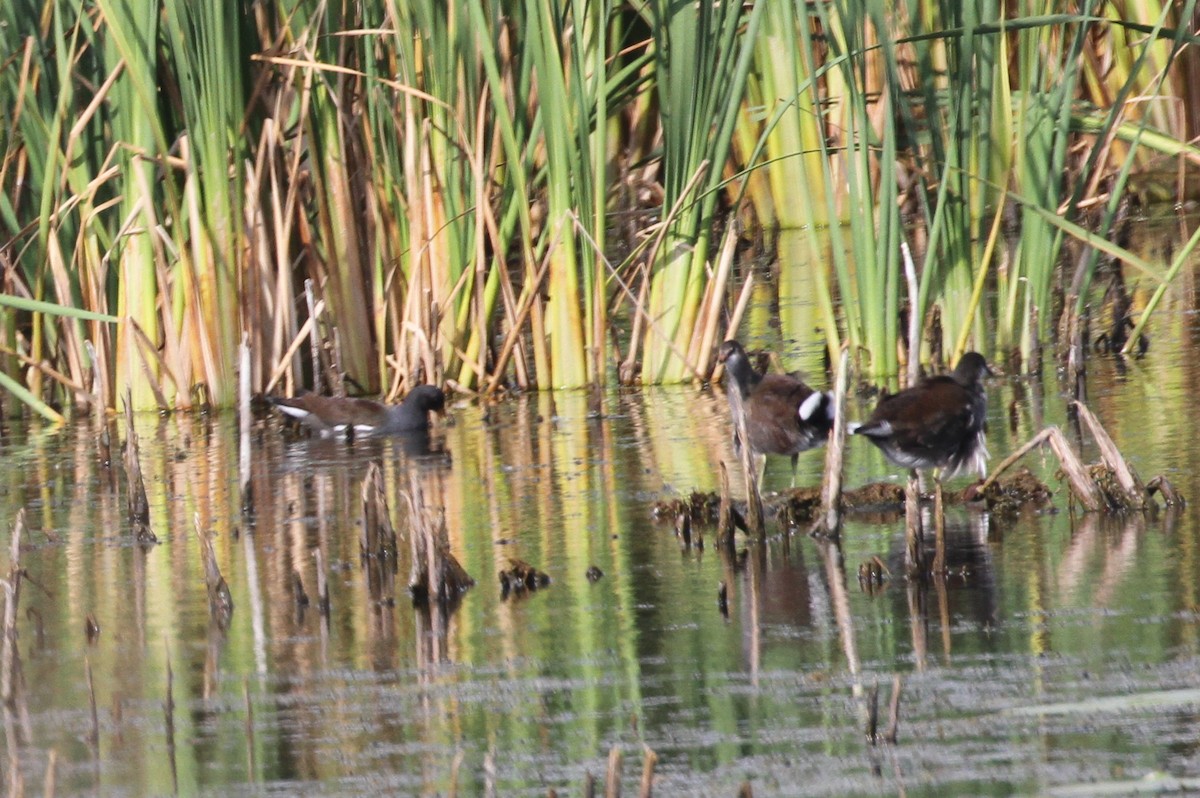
585;565;604;582
360;462;398;604
403;473;474;606
498;558;550;599
195;514;233;630
84;613;101;644
122;389;157;545
858;556;890;594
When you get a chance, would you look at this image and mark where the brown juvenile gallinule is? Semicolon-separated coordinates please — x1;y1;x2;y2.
269;384;445;437
717;340;834;478
849;351;991;479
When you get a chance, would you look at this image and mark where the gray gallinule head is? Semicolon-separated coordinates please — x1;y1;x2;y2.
850;351;991;479
717;340;835;475
269;384;446;437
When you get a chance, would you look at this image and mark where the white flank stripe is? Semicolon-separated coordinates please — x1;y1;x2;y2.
798;391;824;421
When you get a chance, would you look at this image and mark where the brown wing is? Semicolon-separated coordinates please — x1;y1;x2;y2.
273;395;391;429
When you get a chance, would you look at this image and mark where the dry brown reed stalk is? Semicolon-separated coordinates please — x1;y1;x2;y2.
979;426;1103;511
689;224;738;378
194;513;233;629
263;306;322;395
238;333;253;515
1072;401;1146;509
902;241;921;389
304;280;325;396
484;256;553;394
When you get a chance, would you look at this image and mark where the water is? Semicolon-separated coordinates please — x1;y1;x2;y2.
1;351;1199;797
3;241;1200;794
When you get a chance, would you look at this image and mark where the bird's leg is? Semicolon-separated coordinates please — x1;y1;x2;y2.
932;472;946;576
789;453;799;489
904;469;923;577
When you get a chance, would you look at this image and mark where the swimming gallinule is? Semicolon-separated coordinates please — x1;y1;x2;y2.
850;352;991;479
269;384;446;437
717;340;835;476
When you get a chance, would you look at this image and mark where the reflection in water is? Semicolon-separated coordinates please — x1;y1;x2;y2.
0;365;1198;794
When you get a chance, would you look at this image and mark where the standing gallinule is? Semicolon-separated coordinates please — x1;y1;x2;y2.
717;340;835;478
269;384;446;437
849;352;991;479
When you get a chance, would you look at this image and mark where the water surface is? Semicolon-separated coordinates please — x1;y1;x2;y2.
3;254;1200;796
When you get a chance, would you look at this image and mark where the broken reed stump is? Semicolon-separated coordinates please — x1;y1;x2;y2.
865;682;879;744
122;389;157;545
194;514;233;629
605;745;622;798
932;482;947;576
360;462;399;604
639;745;657;798
904;472;922;576
812;348;850;537
886;673;903;744
1147;475;1185;507
716;462;738;551
403;472;474;606
728;388;765;538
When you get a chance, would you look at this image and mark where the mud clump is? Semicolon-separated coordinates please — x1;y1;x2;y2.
970;467;1052;515
652;491;719;524
499;559;550;599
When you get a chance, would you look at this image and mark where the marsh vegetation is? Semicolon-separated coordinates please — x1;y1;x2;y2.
2;2;1198;418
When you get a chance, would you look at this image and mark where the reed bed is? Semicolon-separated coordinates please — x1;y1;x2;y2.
1;1;1197;414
